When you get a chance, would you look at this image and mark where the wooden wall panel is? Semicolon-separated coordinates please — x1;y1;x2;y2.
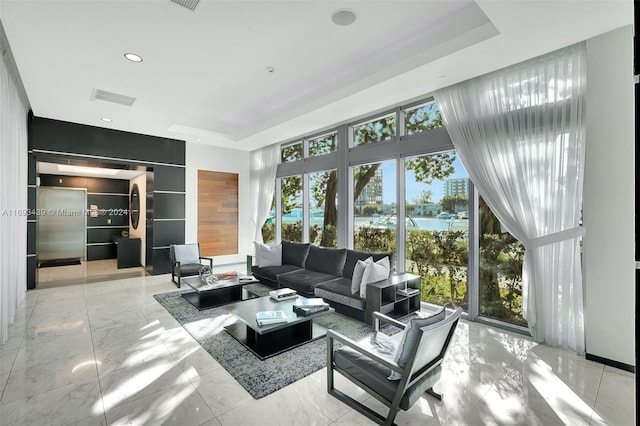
198;170;238;256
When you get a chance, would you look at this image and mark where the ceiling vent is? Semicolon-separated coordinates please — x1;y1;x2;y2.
91;89;136;106
168;0;201;12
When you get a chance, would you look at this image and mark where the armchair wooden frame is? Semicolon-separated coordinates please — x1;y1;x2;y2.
327;309;462;426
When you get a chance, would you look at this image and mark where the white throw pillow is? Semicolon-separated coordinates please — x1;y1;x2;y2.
359;256;390;298
255;242;282;267
351;257;373;294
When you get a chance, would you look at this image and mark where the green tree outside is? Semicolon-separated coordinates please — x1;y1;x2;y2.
273;105;525;325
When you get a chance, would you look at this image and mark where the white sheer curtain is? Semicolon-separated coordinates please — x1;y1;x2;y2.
0;48;29;344
435;43;586;354
249;144;279;243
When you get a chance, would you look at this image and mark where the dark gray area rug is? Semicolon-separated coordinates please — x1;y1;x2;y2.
153;283;401;399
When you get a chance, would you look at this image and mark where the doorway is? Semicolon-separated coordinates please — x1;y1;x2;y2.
35;160;151;288
37;187;86;267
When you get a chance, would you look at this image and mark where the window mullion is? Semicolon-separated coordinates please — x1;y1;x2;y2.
303;173;310;243
337;125;349;249
468;180;480;320
275;178;282;243
396;156;406;273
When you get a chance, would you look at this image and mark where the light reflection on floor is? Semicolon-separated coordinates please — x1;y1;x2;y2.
0;272;634;426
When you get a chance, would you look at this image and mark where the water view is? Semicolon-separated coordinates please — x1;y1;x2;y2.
354;216;468;232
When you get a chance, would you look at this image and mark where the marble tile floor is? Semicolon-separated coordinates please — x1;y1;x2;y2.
0;274;634;425
37;259;147;289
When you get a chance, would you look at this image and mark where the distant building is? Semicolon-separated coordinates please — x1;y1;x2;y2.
412;203;439;217
355;167;383;213
444;178;469;197
380;204;395;214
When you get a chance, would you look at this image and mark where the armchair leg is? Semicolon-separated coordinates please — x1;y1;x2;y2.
426;387;442;401
384;405;400;426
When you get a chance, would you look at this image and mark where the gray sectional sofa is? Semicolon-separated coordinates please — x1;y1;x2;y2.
250;240;393;322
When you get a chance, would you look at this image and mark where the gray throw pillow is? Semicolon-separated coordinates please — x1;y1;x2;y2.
392;307;446;373
305;246;347;275
351;257;372;294
281;240;310;267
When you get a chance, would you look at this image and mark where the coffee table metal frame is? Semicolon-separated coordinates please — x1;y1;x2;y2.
181;274;259;310
224;296;334;360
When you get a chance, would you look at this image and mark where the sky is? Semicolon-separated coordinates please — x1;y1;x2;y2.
381;155;468;204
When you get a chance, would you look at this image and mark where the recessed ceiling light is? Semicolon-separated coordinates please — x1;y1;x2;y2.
266;66;275;74
438;75;447;79
101;117;112;122
124;53;143;63
331;9;356;26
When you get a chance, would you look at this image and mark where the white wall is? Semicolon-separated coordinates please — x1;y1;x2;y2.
583;26;635;366
129;173;146;266
185;142;251;270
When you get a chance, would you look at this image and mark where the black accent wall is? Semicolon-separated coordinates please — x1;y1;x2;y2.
39;175;130;261
27;114;186;289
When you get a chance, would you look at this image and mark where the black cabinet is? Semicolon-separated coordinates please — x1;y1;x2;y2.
112;237;141;268
365;273;421;325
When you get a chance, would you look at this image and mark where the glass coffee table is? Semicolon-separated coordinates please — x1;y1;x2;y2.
224;296;334;360
181;274;259;310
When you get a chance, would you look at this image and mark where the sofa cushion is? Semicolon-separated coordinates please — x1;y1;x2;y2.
277;269;338;295
359;256;391;298
395;307;446;368
282;240;310;268
173;244;200;265
343;250;393;279
177;263;204;276
315;278;365;310
305;245;347;276
351;257;372;294
251;264;302;282
334;345;442;411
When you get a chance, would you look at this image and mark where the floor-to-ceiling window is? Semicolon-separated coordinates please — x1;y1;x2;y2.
280;175;302;242
270;97;525;330
352;160;396;254
309;170;337;247
478;197;526;325
404;151;470;310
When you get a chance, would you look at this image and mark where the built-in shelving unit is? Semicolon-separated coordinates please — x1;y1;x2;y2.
365;273;421;325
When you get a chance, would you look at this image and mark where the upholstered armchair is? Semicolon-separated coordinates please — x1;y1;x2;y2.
327;307;462;425
169;243;213;287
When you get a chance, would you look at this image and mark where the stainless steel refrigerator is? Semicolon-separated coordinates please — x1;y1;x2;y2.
37;187;86;263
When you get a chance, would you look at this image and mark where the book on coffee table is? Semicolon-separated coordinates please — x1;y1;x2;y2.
269;288;298;301
256;310;288;326
293;304;330;316
293;297;326;308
